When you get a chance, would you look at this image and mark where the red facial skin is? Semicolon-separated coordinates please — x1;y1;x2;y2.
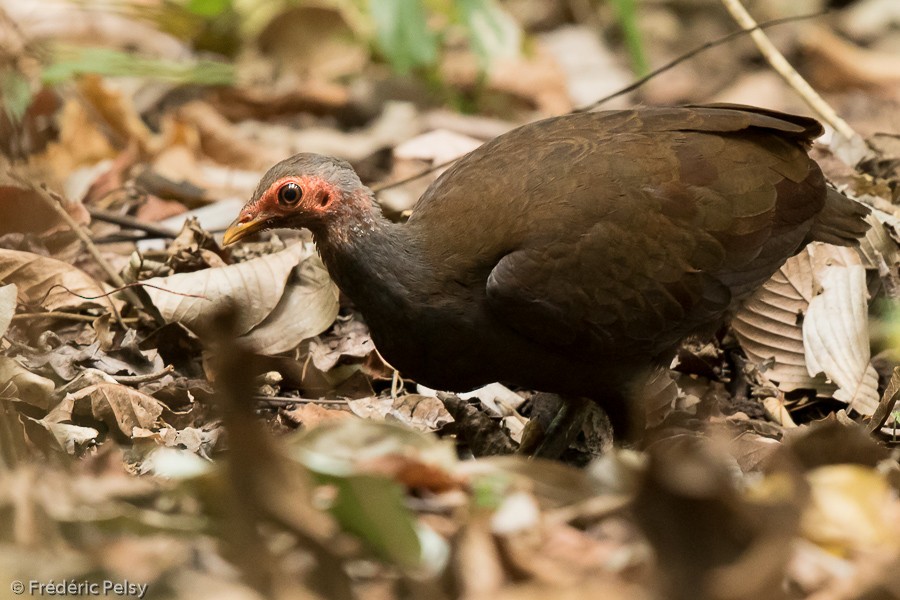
224;175;339;244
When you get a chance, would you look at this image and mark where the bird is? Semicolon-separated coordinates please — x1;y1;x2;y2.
223;104;870;456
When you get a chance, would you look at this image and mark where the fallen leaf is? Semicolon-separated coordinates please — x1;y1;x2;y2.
240;254;340;354
0;173;88;236
21;415;98;455
256;6;367;82
309;318;374;372
0;283;16;336
802;26;900;95
0;249;116;312
801;464;900;553
733;243;874;404
803;263;879;415
70;383;165;437
143;242;330;343
0;356;56;409
281;403;353;429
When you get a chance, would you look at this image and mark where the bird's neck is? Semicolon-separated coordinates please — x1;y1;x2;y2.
313;196;425;316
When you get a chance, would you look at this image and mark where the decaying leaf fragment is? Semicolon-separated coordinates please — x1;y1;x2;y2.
733;243;877;414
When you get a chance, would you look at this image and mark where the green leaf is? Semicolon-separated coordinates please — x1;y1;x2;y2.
369;0;438;73
288;420;454;570
186;0;232;17
609;0;649;76
41;47;234;86
325;473;423;570
0;71;33;123
457;0;520;67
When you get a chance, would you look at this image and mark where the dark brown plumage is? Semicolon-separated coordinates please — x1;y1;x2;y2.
224;104;870;444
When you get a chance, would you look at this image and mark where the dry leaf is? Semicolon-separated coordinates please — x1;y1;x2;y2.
21;415;98;454
638;369;679;427
803;264;879;414
0;172;89;236
78;76;156;154
142;242;310;337
281;403;353;429
393;129;483;164
733;243;875;406
0;283;16;337
801;465;900;553
240;254;340;354
856;211;900;270
309;319;374;372
256;6;367;82
0;356;56;409
802;26;900;95
0;249;116;312
348;394;454;432
71;383;164;437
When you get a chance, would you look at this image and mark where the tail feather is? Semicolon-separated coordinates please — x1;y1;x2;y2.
807;188;870;246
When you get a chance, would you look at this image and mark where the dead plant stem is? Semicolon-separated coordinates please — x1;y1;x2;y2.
719;0;869;157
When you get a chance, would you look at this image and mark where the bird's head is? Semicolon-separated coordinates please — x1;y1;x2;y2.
223;153;371;245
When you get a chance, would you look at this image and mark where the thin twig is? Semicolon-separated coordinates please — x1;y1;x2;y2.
9;178;125;328
112;365;174;384
88;207;178;239
253;396;350;406
5;172;166;327
371;11;830;195
720;0;870;157
12;311;140;324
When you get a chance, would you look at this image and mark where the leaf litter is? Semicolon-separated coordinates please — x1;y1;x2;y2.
1;1;899;598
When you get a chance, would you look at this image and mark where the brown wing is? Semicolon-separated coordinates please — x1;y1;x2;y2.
409;105;848;358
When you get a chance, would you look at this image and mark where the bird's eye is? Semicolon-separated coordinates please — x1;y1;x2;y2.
277;182;302;205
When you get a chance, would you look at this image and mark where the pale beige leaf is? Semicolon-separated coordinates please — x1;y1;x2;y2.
71;383;164;437
142;242;310;336
736;243;877;412
0;283;16;337
803;264;879;415
0;249;114;312
241;254;340;354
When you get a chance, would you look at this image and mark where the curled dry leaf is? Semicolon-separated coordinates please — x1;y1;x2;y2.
733;243;877;412
0;283;16;337
0;249;117;312
143;242;339;353
241;254;340;354
70;383;164;438
0;356;56;409
21;415;98;455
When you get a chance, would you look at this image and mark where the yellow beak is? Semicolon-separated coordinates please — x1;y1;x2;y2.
222;216;267;246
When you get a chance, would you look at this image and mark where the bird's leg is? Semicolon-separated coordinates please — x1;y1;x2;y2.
518;396;594;459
